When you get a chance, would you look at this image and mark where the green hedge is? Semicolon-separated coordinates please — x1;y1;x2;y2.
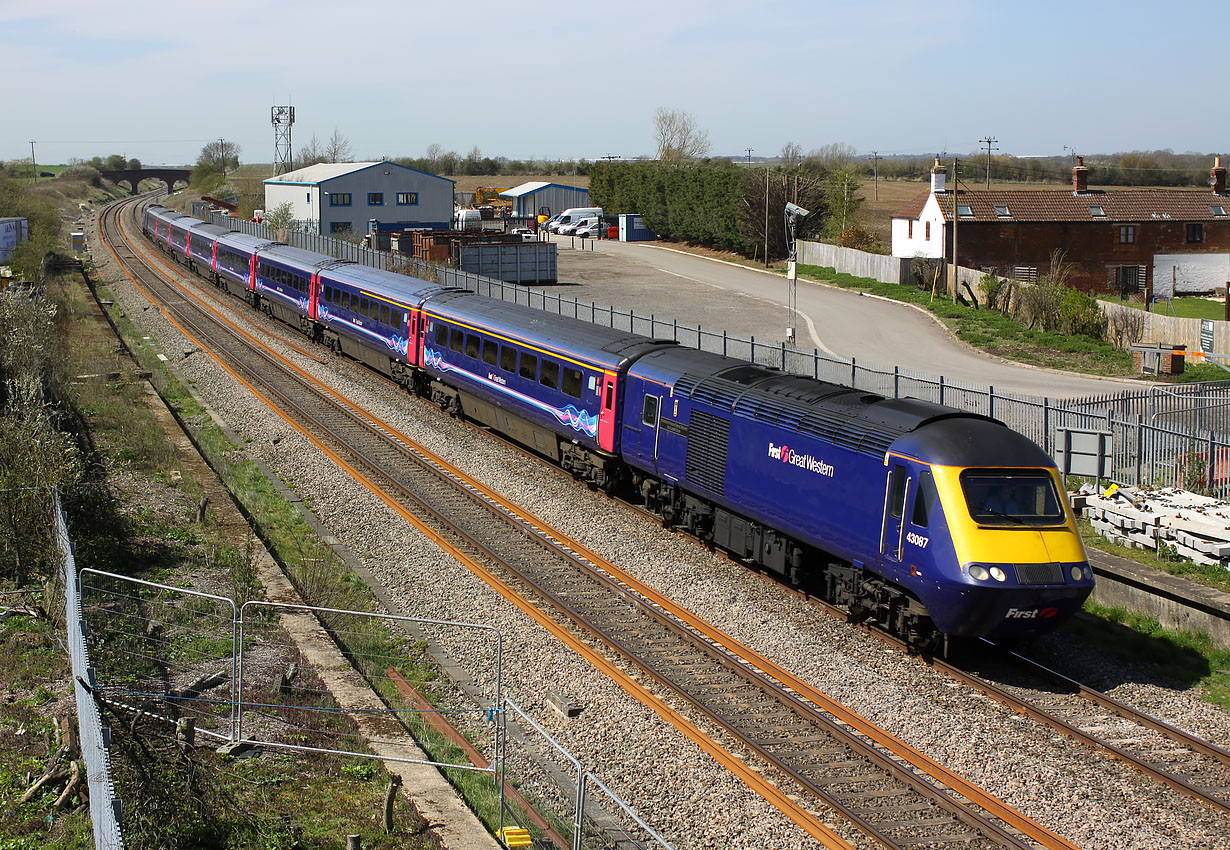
589;161;750;253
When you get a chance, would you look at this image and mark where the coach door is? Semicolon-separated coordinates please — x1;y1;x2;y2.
881;462;911;563
641;392;662;465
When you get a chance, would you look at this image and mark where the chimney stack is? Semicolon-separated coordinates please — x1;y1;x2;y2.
1072;155;1089;194
1213;156;1227;195
930;157;947;194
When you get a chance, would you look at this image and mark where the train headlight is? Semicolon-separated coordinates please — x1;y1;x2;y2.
969;565;990;581
989;566;1007;582
1083;565;1094;581
1070;565;1084;582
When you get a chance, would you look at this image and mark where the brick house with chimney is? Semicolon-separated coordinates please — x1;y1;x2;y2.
891;157;1230;298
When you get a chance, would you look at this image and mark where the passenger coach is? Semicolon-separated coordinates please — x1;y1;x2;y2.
420;291;671;490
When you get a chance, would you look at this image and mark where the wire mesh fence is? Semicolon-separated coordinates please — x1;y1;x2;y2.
76;572;670;849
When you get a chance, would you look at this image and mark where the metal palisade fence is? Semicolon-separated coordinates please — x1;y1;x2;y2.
205;213;1230;495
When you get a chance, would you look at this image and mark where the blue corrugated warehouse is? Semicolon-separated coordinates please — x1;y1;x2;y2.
500;182;590;219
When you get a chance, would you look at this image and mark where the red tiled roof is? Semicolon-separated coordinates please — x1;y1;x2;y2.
892;190;930;220
932;188;1230;223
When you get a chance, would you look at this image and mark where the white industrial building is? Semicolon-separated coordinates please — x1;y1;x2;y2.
263;162;455;235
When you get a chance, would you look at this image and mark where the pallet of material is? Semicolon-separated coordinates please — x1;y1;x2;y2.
1076;484;1230;568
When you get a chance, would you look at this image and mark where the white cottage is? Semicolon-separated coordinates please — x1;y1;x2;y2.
264;162;455;235
890;159;949;260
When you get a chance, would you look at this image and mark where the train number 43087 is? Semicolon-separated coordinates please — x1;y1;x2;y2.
906;532;929;548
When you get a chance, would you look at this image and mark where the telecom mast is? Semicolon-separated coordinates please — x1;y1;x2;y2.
271;105;295;175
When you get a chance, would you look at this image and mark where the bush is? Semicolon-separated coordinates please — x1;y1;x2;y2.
980;273;1005;311
57;165;102;187
1059;287;1107;339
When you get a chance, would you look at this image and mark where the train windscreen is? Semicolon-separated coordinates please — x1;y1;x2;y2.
960;470;1065;526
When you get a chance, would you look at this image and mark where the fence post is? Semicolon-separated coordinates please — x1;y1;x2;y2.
1043;397;1050;453
781;340;787;370
939;375;945;406
989;386;995;419
814;349;819;381
1208;429;1215;492
851;356;857;388
894;365;900;399
723;330;727;356
1136;413;1144;486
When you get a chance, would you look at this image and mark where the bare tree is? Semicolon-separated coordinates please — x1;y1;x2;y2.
654;107;710;165
780;142;804;169
197;139;241;173
424;143;443;171
806;142;856;170
323;129;353;163
296;135;326;169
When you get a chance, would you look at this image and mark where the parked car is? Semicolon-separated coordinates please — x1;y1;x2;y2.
574;220;602;238
560;216;597;236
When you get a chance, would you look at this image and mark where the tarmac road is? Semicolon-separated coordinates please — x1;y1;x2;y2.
548;234;1143;400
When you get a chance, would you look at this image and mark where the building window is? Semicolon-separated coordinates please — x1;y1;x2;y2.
925;221;931;240
306;192;311;204
1187;223;1204;243
1012;266;1038;283
330;222;352;234
1114;265;1141;298
329;193;352;206
907;221;913;239
368;193;383;206
397;192;418;206
1119;225;1136;244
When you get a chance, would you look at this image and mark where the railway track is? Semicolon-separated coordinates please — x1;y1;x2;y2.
99;198;1090;849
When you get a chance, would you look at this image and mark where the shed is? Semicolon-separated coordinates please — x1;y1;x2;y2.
0;217;29;262
264;162;455;236
500;182;590;219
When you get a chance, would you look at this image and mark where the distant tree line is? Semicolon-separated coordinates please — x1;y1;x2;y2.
864;149;1226;188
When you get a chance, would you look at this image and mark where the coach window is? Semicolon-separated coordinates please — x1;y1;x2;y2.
519;352;537;381
342;291;351;310
434;324;448;346
911;470;938;528
500;345;517;372
465;334;480;358
562;367;583;398
449;328;464;353
642;395;659;427
539;360;559;390
482;339;499;366
379;304;390;325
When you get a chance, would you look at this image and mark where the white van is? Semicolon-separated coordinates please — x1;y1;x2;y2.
549;207;602;234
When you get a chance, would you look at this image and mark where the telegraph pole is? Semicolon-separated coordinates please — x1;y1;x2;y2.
29;140;37;184
745;147;754;165
950;158;960;300
980;136;998;188
868;151;880;200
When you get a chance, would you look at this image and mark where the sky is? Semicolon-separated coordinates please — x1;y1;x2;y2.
3;1;1226;168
